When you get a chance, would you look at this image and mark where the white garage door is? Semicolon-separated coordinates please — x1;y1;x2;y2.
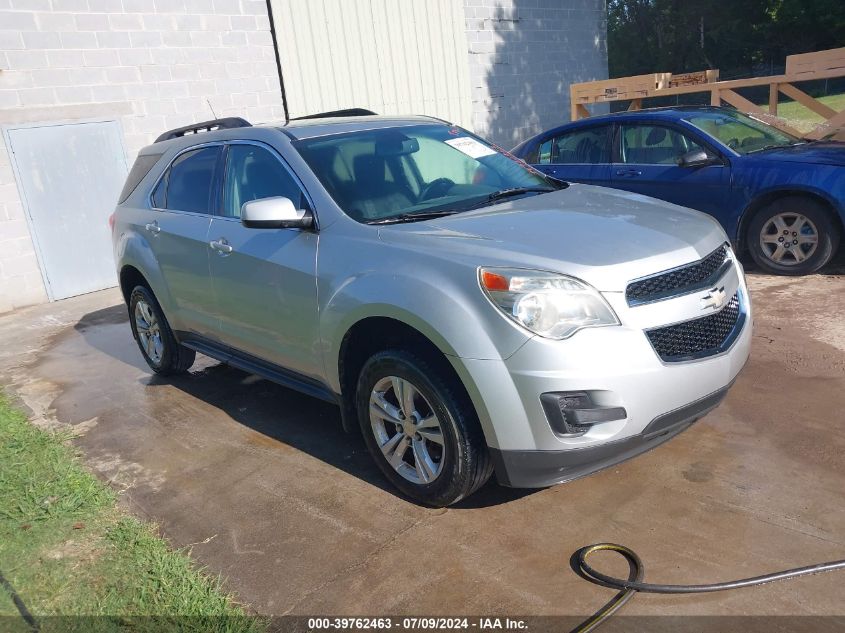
6;121;127;301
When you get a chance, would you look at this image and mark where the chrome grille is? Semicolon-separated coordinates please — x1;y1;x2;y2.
626;245;730;305
646;292;742;362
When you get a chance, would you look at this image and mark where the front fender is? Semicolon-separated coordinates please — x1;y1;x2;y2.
319;268;532;450
319;268;532;393
735;164;845;232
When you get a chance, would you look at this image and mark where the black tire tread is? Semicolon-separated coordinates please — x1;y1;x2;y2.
356;349;492;506
129;285;195;375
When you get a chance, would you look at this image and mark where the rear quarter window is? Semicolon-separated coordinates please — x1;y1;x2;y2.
118;153;162;203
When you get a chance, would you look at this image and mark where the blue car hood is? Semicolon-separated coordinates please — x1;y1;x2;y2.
753;141;845;166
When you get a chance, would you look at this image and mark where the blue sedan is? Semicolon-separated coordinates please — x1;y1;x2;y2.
511;106;844;275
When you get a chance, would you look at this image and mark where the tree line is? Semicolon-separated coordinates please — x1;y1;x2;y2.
608;0;845;80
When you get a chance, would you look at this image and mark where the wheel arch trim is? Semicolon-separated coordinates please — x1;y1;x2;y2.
330;311;502;449
117;232;177;325
736;185;844;254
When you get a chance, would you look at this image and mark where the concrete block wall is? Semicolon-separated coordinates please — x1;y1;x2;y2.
0;0;286;313
463;0;608;148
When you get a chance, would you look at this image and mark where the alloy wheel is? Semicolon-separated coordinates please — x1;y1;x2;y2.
369;376;445;485
134;299;164;365
759;212;819;266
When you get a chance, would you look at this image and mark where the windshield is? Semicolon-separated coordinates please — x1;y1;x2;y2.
684;110;801;154
294;124;555;223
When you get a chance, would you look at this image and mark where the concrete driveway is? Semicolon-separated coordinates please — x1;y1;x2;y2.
1;271;844;620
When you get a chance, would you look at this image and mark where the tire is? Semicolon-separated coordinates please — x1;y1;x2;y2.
356;349;492;507
128;285;195;375
747;196;840;275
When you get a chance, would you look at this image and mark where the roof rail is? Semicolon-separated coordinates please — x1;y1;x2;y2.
154;117;252;143
289;108;377;121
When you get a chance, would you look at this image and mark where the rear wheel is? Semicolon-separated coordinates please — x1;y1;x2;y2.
128;285;195;375
747;197;839;275
356;350;492;506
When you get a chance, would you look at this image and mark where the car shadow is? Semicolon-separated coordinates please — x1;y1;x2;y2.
741;247;845;277
73;304;540;509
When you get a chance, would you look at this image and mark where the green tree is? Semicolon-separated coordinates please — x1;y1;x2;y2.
608;0;845;79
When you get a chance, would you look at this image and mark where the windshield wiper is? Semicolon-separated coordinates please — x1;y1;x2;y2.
368;187;558;224
458;186;557;212
486;186;556;202
366;209;462;225
747;141;802;154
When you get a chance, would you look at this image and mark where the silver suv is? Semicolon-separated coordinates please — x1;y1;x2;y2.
112;112;751;506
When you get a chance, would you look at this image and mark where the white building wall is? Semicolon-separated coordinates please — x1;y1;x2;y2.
0;0;286;313
271;0;474;129
463;0;608;148
0;0;608;313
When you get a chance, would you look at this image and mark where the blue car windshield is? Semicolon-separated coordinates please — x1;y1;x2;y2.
684;110;801;154
294;124;555;224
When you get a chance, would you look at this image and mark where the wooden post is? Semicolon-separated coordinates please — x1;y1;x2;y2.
628;99;642;111
778;83;838;118
719;89;765;114
573;103;590;120
806;108;845;139
769;83;778;115
710;89;720;106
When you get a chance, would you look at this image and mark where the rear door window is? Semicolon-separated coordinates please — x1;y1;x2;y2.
161;146;221;214
151;173;167;208
537;126;611;164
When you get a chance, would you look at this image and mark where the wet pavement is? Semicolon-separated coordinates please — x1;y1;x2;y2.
1;271;844;618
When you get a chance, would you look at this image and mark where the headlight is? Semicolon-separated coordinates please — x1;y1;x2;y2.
479;267;619;339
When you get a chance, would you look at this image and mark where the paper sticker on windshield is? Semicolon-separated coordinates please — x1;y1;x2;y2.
444;137;497;159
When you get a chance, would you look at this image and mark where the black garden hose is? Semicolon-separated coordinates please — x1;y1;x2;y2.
570;542;845;633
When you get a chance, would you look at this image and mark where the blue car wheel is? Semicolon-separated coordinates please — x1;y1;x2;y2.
748;197;840;275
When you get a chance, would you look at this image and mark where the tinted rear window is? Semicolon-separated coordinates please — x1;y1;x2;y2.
164;146;220;214
118;153;161;203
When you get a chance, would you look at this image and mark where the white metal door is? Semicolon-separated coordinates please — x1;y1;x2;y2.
6;121;127;300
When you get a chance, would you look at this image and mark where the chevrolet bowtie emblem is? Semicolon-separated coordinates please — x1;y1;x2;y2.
701;286;727;311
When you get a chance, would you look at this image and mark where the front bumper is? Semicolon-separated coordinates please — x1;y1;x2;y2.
448;258;752;486
490;381;733;488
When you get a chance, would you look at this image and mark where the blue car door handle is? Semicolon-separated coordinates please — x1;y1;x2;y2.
615;169;642;177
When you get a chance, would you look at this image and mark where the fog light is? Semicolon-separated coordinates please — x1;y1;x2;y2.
540;391;627;436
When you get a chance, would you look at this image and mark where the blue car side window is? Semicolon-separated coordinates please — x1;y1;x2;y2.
539;127;610;165
621;125;703;165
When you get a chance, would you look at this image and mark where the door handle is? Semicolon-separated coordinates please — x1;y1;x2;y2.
209;238;233;255
145;221;161;234
615;169;642;177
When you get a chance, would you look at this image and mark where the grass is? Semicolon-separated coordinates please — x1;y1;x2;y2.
769;93;845;133
0;395;264;633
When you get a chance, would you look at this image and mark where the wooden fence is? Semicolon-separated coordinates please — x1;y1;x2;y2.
570;47;845;139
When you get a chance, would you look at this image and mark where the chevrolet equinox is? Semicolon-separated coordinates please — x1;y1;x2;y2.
112;112;752;506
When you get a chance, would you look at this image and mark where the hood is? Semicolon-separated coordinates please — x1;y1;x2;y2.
378;184;728;293
753;141;845;166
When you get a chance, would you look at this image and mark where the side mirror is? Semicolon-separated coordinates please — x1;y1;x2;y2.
677;149;720;168
240;196;313;230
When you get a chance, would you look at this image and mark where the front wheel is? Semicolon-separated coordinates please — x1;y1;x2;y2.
356;350;492;506
747;197;840;275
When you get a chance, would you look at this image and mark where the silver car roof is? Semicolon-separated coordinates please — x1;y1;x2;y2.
138;115;450;156
280;115;448;140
